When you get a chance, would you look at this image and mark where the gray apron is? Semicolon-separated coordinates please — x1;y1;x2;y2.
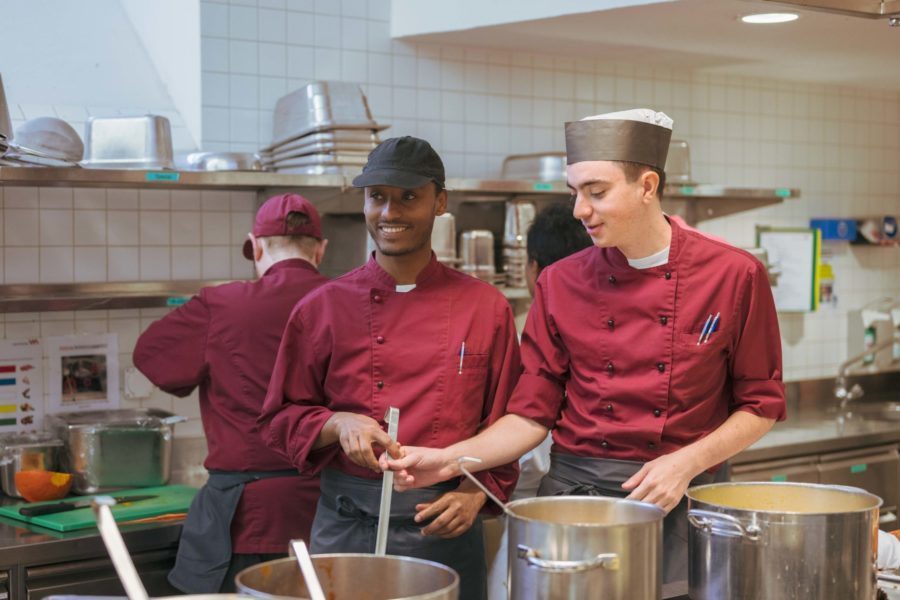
168;469;299;594
537;453;727;585
312;469;486;600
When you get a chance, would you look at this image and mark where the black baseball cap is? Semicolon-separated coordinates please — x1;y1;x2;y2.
351;136;445;190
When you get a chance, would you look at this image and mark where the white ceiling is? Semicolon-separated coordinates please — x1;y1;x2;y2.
399;0;900;90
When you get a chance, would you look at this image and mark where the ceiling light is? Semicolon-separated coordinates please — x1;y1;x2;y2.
741;12;800;23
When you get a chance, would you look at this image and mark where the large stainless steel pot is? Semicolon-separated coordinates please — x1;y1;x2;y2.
506;496;664;600
235;555;459;599
687;482;881;600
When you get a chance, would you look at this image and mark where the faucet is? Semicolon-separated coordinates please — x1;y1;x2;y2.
834;334;900;411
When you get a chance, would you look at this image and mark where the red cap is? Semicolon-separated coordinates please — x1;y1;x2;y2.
242;193;323;260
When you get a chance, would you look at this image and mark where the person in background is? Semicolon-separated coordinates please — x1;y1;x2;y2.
384;109;786;583
133;193;329;593
515;202;594;499
258;136;520;600
487;201;594;599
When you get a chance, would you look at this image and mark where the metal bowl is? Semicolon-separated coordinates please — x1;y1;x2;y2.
182;152;262;172
13;117;84;162
501;152;566;181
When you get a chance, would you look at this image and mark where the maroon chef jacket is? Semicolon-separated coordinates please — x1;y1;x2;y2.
260;254;521;505
133;258;328;553
507;217;786;464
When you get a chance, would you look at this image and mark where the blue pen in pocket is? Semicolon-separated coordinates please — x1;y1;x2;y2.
696;314;713;345
702;312;720;344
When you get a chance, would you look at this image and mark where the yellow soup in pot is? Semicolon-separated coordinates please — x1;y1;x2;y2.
690;483;880;513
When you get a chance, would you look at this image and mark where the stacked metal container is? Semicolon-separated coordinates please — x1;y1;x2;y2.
259;81;387;175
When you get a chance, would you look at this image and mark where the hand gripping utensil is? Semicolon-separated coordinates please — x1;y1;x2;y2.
375;406;400;555
290;539;326;600
90;497;150;600
457;456;514;517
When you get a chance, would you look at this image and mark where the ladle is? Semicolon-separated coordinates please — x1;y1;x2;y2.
289;539;325;600
90;497;150;600
457;456;514;517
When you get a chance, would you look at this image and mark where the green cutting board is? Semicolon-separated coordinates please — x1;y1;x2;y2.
0;484;198;532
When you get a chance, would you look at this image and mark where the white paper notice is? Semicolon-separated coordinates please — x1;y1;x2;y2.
0;338;44;433
46;334;120;414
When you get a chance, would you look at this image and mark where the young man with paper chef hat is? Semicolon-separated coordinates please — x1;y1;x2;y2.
383;110;786;583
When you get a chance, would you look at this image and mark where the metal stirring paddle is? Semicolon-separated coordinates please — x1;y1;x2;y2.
375;406;400;555
90;497;150;600
290;539;326;600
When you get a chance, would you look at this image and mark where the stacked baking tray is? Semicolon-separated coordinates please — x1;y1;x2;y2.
259;81;388;175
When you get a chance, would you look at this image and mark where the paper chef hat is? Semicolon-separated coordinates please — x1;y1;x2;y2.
564;108;674;170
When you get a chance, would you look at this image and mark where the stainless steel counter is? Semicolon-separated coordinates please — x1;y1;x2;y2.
734;373;900;465
0;508;182;599
736;409;900;464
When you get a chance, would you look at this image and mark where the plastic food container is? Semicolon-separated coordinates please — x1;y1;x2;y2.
46;409;186;494
0;432;64;498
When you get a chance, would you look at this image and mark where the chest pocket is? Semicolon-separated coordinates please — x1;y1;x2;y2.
449;351;490;434
671;328;730;405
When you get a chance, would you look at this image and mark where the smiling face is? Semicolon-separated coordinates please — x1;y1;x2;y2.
364;183;447;257
568;160;659;251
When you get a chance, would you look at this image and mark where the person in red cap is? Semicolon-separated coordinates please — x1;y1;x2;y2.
259;137;520;600
134;193;329;593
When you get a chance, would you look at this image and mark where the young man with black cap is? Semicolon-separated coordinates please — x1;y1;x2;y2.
134;193;328;593
259;136;520;600
384;110;786;584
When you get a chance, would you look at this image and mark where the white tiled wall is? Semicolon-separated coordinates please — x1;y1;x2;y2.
0;186;257;437
1;0;899;440
198;0;900;382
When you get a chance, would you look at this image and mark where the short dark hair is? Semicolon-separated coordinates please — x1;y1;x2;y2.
615;161;667;200
526;203;593;270
262;211;320;254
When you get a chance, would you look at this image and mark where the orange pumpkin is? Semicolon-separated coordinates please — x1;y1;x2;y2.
15;470;73;503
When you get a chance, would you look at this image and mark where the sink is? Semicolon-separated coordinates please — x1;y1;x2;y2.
844;402;900;422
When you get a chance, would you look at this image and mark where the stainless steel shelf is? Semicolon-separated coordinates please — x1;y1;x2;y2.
0;280;232;313
0;167;799;224
0;280;534;313
0;167;347;190
0;167;799;200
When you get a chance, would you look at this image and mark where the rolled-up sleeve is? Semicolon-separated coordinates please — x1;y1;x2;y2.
259;303;338;474
472;300;521;509
133;292;210;397
729;262;786;421
505;273;568;429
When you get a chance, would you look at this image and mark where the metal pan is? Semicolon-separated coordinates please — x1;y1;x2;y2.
0;73;12;141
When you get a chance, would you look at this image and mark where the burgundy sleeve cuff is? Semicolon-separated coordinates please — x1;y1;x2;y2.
506;374;565;429
473;461;520;515
731;379;786;421
262;404;337;474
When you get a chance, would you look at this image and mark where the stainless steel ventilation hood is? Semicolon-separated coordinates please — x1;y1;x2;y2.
761;0;900;19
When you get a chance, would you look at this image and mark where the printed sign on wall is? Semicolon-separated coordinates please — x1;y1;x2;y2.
46;334;120;414
0;338;44;432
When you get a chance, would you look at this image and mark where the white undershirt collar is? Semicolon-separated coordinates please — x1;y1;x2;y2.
626;245;670;270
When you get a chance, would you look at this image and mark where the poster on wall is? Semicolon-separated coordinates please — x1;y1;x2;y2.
46;334;120;414
0;338;44;433
756;226;821;313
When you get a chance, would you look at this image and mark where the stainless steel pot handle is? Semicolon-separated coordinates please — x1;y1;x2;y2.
517;544;620;573
687;509;761;541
